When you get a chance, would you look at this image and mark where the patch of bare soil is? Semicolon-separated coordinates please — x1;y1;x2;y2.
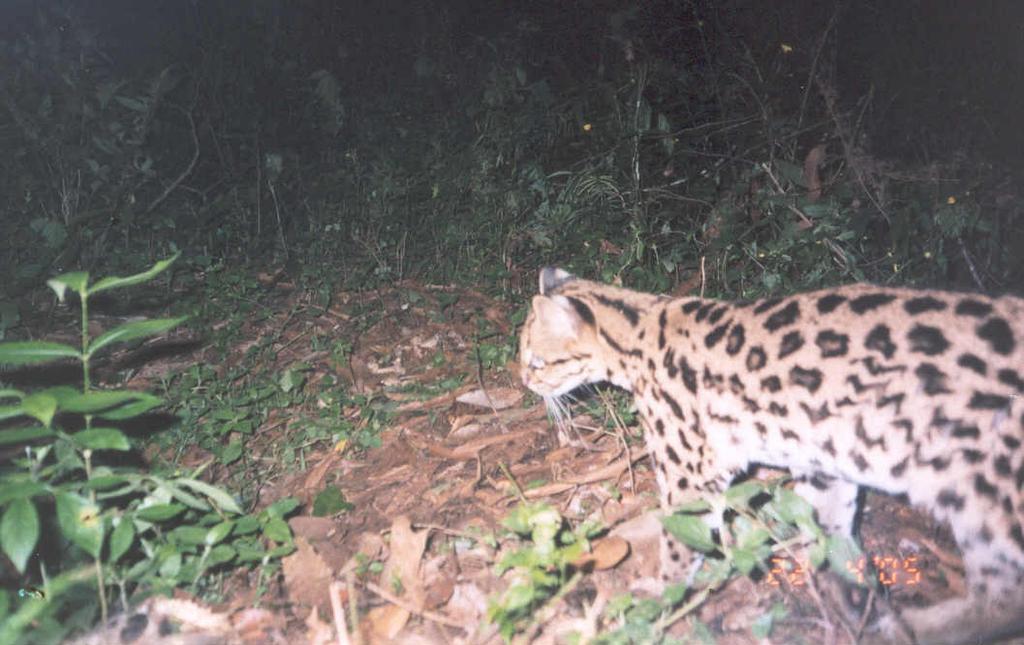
81;279;973;644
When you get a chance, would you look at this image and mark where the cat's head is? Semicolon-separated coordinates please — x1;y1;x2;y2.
519;268;603;398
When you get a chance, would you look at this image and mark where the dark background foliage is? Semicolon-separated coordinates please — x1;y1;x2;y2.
2;0;1022;298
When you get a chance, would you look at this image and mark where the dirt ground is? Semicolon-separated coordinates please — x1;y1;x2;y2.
72;277;972;644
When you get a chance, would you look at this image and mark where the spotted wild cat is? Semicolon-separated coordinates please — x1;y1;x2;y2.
519;267;1024;644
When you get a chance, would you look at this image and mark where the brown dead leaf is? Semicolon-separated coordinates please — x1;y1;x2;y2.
382;516;429;603
542;445;578;465
300;452;342;501
599;239;623;255
803;143;827;203
671;271;702;298
573;536;630;571
420;555;457;610
482;303;509;330
365;604;411;642
231;607;282;643
282;536;334;614
444;583;489;627
472;487;508;509
447;427;539;460
289;515;337;542
394;382;477;411
304;607;335;645
455;387;523;410
423;573;455;610
608;513;662;579
520;453;640;500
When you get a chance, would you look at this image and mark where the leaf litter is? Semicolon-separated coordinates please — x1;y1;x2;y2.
69;277;966;644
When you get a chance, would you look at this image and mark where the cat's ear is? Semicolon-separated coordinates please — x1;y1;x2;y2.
539;267;575;294
533;294;592;338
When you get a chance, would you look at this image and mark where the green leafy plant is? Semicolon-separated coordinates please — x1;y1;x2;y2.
0;255;295;643
488;503;602;640
663;478;862;589
595;479;863;643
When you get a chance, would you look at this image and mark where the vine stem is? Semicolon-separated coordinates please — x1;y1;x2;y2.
80;289;91;393
80;291;107;624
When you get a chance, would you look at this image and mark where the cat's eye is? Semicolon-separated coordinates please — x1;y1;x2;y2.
528;357;546;370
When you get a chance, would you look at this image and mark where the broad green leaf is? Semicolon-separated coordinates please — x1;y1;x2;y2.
312;486;352;516
663;581;688;604
731;547;759;576
262;517;291;542
264;497;299;519
661;514;716;552
0;425;56;446
0;389;25;401
170;526;208;545
91;483;140;499
98;394;162;420
233;516;260;535
0;481;46;506
175;478;242;514
500;584;533;615
73;427;130;451
807;539;827;569
109;517;135;563
84;477;137;497
47;272;90;301
724;480;765;508
211;407;242;421
0;405;25;422
55;493;103;558
136;503;186;522
735;517;772;551
21;394;57;428
159;484;208;511
700;556;735;586
59;390;142;413
0;342;80;366
268;544;295;559
278;368;306;393
206;544;236;567
87;253;180;295
1;498;39;573
672;498;711;513
774;488;815;524
59;390;162;419
87;317;188;356
205;521;234;545
826;534;864;583
83;474;134;491
235;543;267;563
220;440;242;465
36;385;80;406
159;550;182;578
